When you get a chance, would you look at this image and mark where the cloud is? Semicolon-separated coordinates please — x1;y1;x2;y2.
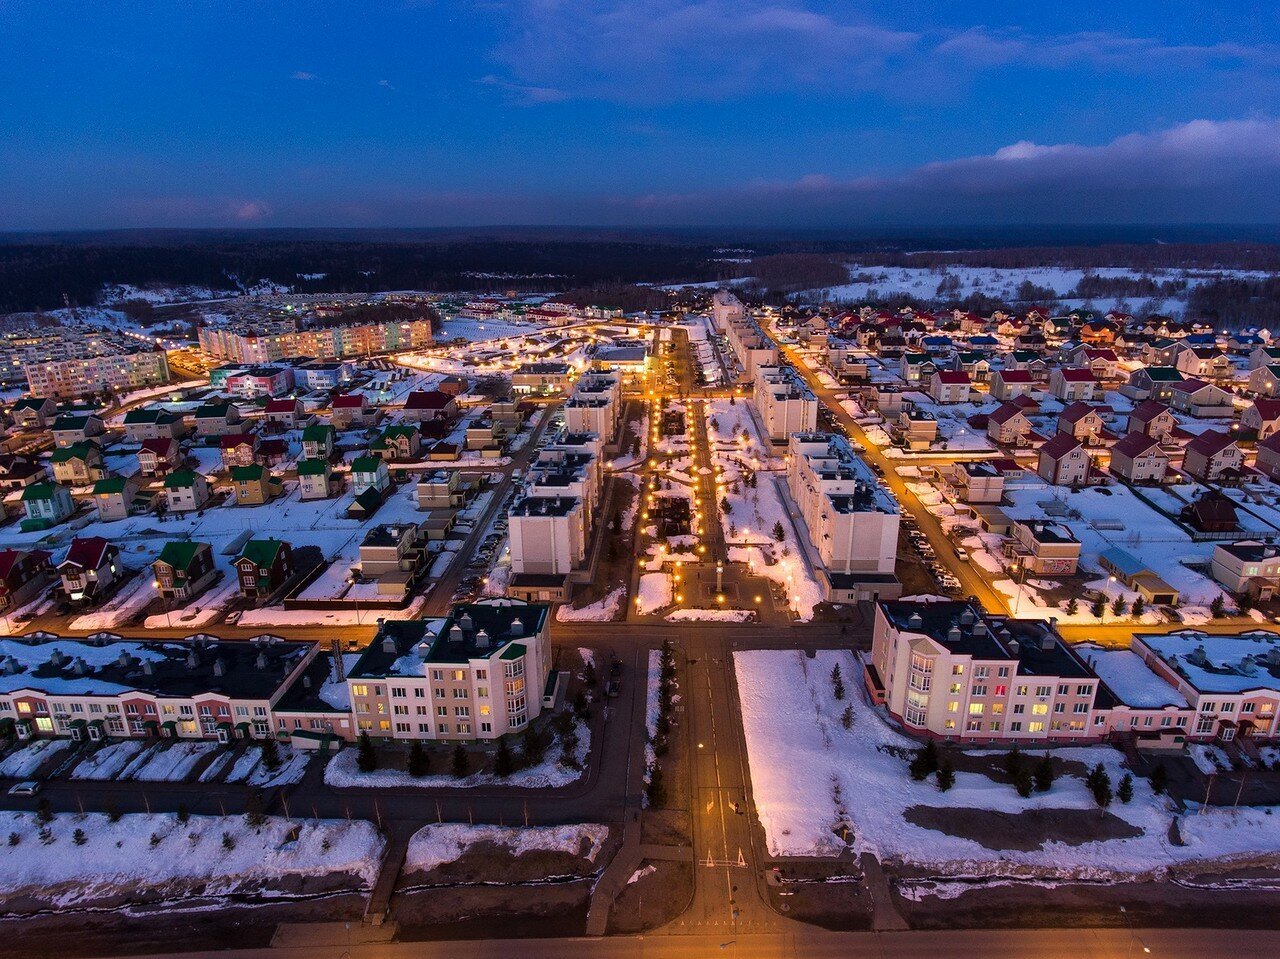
475;74;569;105
291;71;318;81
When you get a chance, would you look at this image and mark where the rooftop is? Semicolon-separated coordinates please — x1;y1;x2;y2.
1138;630;1280;695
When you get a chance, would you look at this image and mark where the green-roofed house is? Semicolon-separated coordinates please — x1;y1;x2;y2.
10;397;56;430
153;540;217;600
93;474;149;521
301;423;336;459
51;440;106;485
51;413;105;448
231;463;283;506
370;424;421;463
193;400;243;437
162;469;211;513
20;482;75;529
296;457;336;500
350;455;390;495
122;406;186;443
235;537;293;600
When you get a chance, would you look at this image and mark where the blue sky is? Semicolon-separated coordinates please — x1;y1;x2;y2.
2;1;1279;228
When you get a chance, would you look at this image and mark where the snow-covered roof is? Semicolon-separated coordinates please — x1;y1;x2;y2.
1078;645;1190;710
1137;631;1280;695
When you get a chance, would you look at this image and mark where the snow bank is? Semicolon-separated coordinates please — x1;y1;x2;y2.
405;822;608;874
556;585;626;623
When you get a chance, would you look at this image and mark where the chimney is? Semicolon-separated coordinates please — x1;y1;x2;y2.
947;625;962;642
213;658;226;677
117;650;131;667
255;652;268;670
475;629;490;650
73;657;89;676
509;618;524;637
907;612;923;629
459;612;474;632
142;659;154;675
972;622;987;637
48;650;64;668
382;634;397;654
302;674;312;689
450;624;464;642
186;650;199;669
1007;639;1020;656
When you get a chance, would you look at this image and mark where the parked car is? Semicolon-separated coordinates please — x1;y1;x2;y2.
8;781;40;797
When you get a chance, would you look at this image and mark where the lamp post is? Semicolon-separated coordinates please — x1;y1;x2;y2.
1119;906;1152;959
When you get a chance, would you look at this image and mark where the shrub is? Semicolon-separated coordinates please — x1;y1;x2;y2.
222;832;236;851
1118;773;1134;804
1015;769;1034;798
909;740;940;781
936;762;955;792
73;828;87;846
494;739;514;778
1149;762;1168;795
356;732;378;773
408;740;429;778
451;744;469;779
1033;754;1055;793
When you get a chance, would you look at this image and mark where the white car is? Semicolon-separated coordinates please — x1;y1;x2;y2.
8;781;40;797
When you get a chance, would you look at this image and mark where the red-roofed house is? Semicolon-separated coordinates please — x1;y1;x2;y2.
1109;432;1169;484
330;393;377;429
220;433;260;469
403;390;458;423
0;548;52;613
56;536;120;605
263;397;303;429
1182;430;1245;483
1255;433;1280;481
987;402;1034;446
1056;402;1106;444
1127;401;1178;442
1048;367;1097;402
989;368;1035;402
1037;433;1092;485
138;436;182;477
928;370;971;404
1241;399;1280;440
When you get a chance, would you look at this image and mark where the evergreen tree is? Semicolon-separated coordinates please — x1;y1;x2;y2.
1090;598;1106;619
1118;773;1134;804
1236;592;1254;614
1088;763;1113;810
1015;769;1034;798
260;736;281;772
646;763;666;807
1111;596;1128;617
1150;762;1168;795
7;832;18;847
1003;747;1023;781
1033;754;1055;793
222;832;236;851
909;740;940;781
408;740;430;778
1210;594;1226;617
177;803;190;824
1132;596;1146;617
573;690;590;720
451;744;470;778
772;521;785;542
936;761;955;792
831;663;846;701
1065;597;1079;615
72;828;87;846
840;706;853;729
244;789;267;828
522;725;549;765
356;732;378;773
494;738;514;778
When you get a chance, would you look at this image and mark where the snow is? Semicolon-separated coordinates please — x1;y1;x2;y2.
636;572;672;615
69;741;148;780
665;608;754;623
1140;631;1280;695
318;654;361;709
0;811;383;905
1077;645;1190;708
734;648;1280;877
627;864;658;884
405;822;609;874
556;585;626;623
122;741;220;782
0;739;72;778
236;597;426;629
223;745;312;788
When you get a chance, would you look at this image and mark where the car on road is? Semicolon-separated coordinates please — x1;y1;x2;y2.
8;781;40;797
954;547;969;561
870;462;885;477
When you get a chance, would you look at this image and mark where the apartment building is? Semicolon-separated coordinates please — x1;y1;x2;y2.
25;348;171;399
507;496;586;601
511;362;573;396
752;364;818;442
721;315;778;382
563;371;621;442
346;600;552;741
198;317;433;363
867;600;1102;743
786;432;901;602
1210;541;1280;599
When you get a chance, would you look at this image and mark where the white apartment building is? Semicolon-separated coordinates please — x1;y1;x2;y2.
563;371;621;442
753;364;818;443
711;289;746;331
26;350;171;399
346;600;552;741
786;432;901;601
722;315;778;382
508;496;586;578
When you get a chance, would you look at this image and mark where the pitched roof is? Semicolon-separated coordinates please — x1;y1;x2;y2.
140;436;178;455
1040;432;1084;459
230;463;268;482
996;369;1033;383
1130;400;1171;423
264;398;300;413
989;402;1027;426
1055;368;1095;383
302;423;335;441
331;393;367;408
52;414;94;430
163;469;203;489
220;433;259;450
1258;432;1280;457
92;476;132;495
61;536;112;570
156;540;207;572
238;538;285;569
404;389;454;410
21;482;63;501
0;548;49;579
1058;402;1098;424
351;455;384;474
933;371;970;385
1187;429;1237;458
1112;431;1163;459
1251;399;1280;422
51;441;98;462
123;407;178;425
1170;377;1210;394
11;398;51;412
296;457;330;476
1140;366;1185;382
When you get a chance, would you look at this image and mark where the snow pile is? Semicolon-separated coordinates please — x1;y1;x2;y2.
0;740;72;778
665;608;754;623
556;585;626;623
0;811;384;906
69;741;148;780
405;822;609;874
734;649;1280;877
636;572;672;615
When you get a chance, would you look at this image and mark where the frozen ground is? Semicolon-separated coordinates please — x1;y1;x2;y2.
556;585;626;623
404;822;609;874
735;648;1280;878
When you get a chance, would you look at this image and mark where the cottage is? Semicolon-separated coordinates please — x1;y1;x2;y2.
193;401;243;437
403;389;458;422
1255;432;1280;481
1048;367;1097;403
350;455;391;495
371;424;422;462
330;393;377;429
928;370;970;404
1125;366;1186;403
1167;378;1233;417
1210;542;1280;600
226;366;293;398
948;461;1004;504
898;353;936;384
301;423;336;459
1008;519;1081;574
57;536;120;604
1097;547;1179;605
1182;430;1245;483
219;433;261;469
0;455;48;492
153;541;217;600
1175;346;1233;381
1127;401;1178;441
162;469;211;513
1249;364;1280;398
1241;399;1280;440
1109;432;1169;484
297;457;336;500
1056;403;1106;444
51;414;105;448
989;368;1035;401
137;436;182;477
20;482;75;529
51;441;106;485
122;407;185;443
987;402;1034;446
92;474;151;521
1248;345;1280;371
0;548;52;613
263;397;304;430
235;538;293;600
230;464;282;506
1181;491;1239;533
10;397;56;430
1037;433;1092;486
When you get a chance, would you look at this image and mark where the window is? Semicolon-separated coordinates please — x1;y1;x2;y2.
477;686;489;698
966;719;982;732
455;706;470;717
436;706;448;716
1057;684;1069;696
988;721;1002;731
994;684;1007;697
391;686;406;698
457;723;471;734
480;722;492;733
452;688;468;699
905;705;926;726
1012;704;1025;714
476;669;487;680
438;723;449;733
70;703;84;713
1076;684;1092;696
235;706;248;716
968;703;984;715
393;705;408;715
944;719;956;730
352;684;369;697
1222;702;1236;713
1243;702;1256;713
952;664;965;675
997;667;1010;678
414;688;426;699
1028;721;1045;733
947;701;959;713
1201;701;1217;712
431;670;443;681
434;687;446;698
415;705;427;715
1016;685;1028;696
1053;703;1065;713
972;685;987;697
1196;715;1215;734
452;669;465;682
949;683;962;695
1031;704;1048;716
377;720;391;732
418;723;430;733
974;667;988;679
395;722;411;733
1161;717;1172;727
1073;703;1089;714
1035;685;1051;697
991;703;1004;715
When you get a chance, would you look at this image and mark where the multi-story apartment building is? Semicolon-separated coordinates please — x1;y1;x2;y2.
752;365;818;443
23;347;170;399
563;371;621;442
867;600;1102;743
507;496;586;601
198;317;433;363
721;315;778;382
786;432;901;602
345;600;552;741
511;362;573;395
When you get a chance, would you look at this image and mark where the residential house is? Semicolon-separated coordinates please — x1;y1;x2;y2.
928;370;971;404
371;424;422;462
231;464;282;506
51;441;106;485
330;393;377;429
1048;367;1097;403
235;538;293;600
136;436;181;478
153;541;217;600
193;401;243;437
92;474;149;521
898;353;937;384
350;455;391;495
1242;400;1280;440
1141;338;1181;367
953;353;992;383
162;469;211;513
1125;366;1185;403
1008;519;1082;574
1176;347;1234;382
403;389;458;422
263;397;304;430
219;433;260;469
1056;403;1106;444
1069;347;1120;380
57;536;120;604
226;366;293;398
1250;364;1280;398
896;408;938;450
1037;433;1092;486
512;362;574;395
1182;430;1245;483
417;470;466;509
989;369;1035;401
1127;401;1178;441
987;402;1035;446
10;397;56;429
0;455;48;492
1109;432;1170;484
1168;378;1233;417
1181;491;1240;533
122;407;185;443
0;548;52;614
1248;345;1280;370
297;458;336;500
301;423;336;459
948;461;1004;504
20;482;75;528
51;414;104;448
1080;320;1119;345
1255;432;1280;481
1002;351;1049;378
1211;542;1280;600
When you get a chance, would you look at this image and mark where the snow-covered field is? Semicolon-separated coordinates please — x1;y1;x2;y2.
0;811;382;907
556;585;626;623
0;739;72;778
404;822;609;874
735;649;1280;877
636;572;672;615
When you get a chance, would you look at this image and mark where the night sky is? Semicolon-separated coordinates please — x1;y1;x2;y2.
3;1;1280;228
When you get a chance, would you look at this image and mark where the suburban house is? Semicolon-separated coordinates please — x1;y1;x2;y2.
899;353;937;384
297;458;337;500
1125;366;1185;403
371;424;422;462
403;390;458;423
331;393;377;429
1210;542;1280;600
1127;401;1178;441
1109;432;1169;484
235;538;293;600
137;436;182;477
1241;399;1280;440
122;407;185;443
1181;491;1240;533
10;397;56;429
1048;367;1097;403
987;402;1035;446
231;464;283;506
1168;379;1233;417
1255;432;1280;481
301;423;336;459
92;474;149;521
57;536;120;605
1008;519;1082;574
20;482;75;529
989;369;1035;401
350;455;391;495
193;401;243;437
153;541;218;600
928;370;971;404
219;433;261;469
1056;403;1106;444
1182;430;1246;484
0;455;48;492
1249;364;1280;398
895;408;938;450
51;441;106;485
51;414;105;448
162;469;211;513
0;548;52;614
1097;548;1179;605
1175;347;1233;381
947;461;1004;504
1037;433;1092;486
263;397;304;430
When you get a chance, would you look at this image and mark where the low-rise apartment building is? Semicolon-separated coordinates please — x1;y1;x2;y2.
752;365;818;442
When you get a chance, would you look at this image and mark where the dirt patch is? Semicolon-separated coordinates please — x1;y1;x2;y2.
765;860;873;931
399;836;611;888
393;881;592;935
903;805;1143;851
607;859;694;934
